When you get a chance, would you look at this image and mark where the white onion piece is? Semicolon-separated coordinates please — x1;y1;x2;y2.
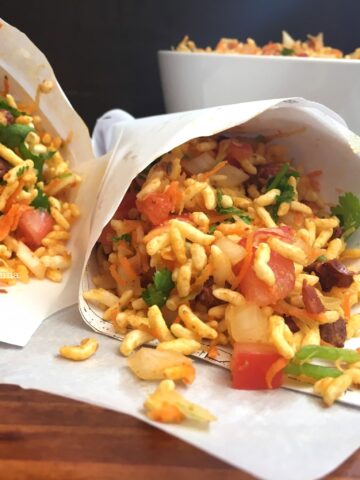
282;30;295;48
128;348;192;380
226;303;269;343
210;164;249;187
181;152;217;175
215;237;246;266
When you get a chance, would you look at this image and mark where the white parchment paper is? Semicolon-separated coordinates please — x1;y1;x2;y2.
1;306;359;480
0;19;107;346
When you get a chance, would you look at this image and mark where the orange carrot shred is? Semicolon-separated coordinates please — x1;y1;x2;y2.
109;263;126;286
198;160;228;181
342;292;351;320
207;346;218;359
118;256;137;281
265;357;289;389
143;225;170;243
232;232;254;289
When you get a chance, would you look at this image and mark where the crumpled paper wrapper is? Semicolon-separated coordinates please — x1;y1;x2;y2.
81;97;360;409
0;19;107;346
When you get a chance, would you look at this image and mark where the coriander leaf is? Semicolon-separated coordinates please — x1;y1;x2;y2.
113;233;131;243
142;285;167;308
266;163;299;221
209;224;217;234
0;97;24;118
331;192;360;239
266;163;299;192
316;255;327;262
18;142;55;180
154;268;174;296
216;189;252;224
281;47;295;56
0;124;34;149
31;187;50;211
267;184;295;221
142;268;175;308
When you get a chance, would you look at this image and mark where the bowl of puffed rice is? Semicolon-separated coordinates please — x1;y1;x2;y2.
158;32;360;133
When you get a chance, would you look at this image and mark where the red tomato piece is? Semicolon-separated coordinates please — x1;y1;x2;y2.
227;140;253;162
231;343;284;390
137;193;173;226
253;226;294;245
17;208;54;250
236;250;295;306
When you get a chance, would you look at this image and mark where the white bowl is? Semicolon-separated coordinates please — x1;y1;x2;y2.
158;51;360;133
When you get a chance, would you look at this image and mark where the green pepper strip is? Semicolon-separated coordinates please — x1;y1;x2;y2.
266;163;289;191
293;345;360;364
284;362;342;380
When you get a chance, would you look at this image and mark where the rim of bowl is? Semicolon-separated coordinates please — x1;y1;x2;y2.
158;49;360;65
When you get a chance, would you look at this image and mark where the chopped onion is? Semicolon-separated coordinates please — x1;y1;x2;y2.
215;237;246;266
320;296;342;310
210;164;249;187
282;30;295;48
226;303;269;343
127;347;192;381
181;152;216;175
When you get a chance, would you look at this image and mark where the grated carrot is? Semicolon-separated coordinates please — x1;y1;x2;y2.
265;357;288;389
143;225;170;243
198;160;228;181
147;403;184;423
0;203;29;241
190;263;213;292
166;181;183;211
342;292;351;320
232;232;254;289
275;300;326;324
118;256;137;281
109;263;126;286
207;346;218;359
4;179;25;212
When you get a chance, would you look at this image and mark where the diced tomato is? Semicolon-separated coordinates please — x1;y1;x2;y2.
227;140;253;163
137;192;173;226
253;226;294;246
98;189;137;245
17;208;54;250
231;343;284;389
235;250;295;306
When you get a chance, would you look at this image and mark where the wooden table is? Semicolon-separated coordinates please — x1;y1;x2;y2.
0;384;358;480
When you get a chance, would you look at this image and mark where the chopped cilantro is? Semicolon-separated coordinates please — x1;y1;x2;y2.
316;255;327;263
18;142;55;180
0;97;24;118
142;268;175;308
113;233;131;244
216;189;252;224
0;124;34;149
209;224;217;234
281;47;295;56
16;165;29;177
31;187;50;211
331;192;360;239
266;163;300;221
